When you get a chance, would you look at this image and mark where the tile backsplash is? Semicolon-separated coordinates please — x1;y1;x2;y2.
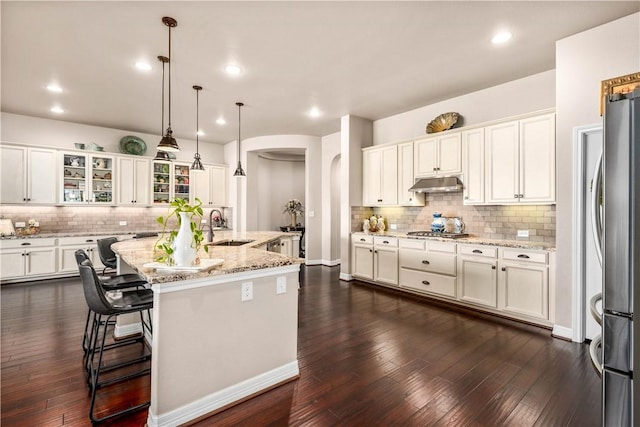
0;206;232;234
352;193;555;243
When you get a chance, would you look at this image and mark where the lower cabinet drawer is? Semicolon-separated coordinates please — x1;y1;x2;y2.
399;268;456;298
399;249;456;275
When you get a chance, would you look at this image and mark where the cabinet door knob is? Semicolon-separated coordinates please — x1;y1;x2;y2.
517;254;530;259
377;199;383;202
23;198;26;201
464;196;469;199
422;280;430;285
383;240;389;244
472;249;483;254
514;194;519;199
421;260;430;264
409;198;412;202
369;249;372;253
492;265;496;270
501;267;506;271
360;238;366;242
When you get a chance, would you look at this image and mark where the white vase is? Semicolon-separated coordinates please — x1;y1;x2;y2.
172;212;197;266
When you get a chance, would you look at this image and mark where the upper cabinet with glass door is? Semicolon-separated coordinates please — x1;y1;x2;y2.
61;152;114;204
152;161;191;205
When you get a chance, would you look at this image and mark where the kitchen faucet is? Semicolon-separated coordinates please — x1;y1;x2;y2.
207;209;223;242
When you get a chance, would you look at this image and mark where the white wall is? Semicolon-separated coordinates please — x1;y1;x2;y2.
0;112;225;164
555;12;640;329
340;116;372;279
256;156;305;231
373;70;556;145
233;134;322;263
321;132;341;264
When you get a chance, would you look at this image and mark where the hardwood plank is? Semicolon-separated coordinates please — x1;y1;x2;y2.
1;267;601;426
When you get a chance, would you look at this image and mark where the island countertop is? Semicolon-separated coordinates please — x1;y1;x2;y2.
112;230;303;284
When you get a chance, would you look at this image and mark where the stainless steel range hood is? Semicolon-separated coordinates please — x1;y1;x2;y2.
408;176;463;193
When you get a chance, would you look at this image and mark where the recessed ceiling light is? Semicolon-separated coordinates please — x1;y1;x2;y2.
308;107;321;118
135;61;152;71
224;64;242;75
47;83;63;93
491;31;512;45
197;130;204;136
50;105;64;114
216;117;226;125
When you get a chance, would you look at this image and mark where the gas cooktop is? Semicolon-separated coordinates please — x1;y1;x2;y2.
406;231;469;239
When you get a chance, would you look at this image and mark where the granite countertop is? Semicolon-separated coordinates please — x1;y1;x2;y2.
352;231;556;251
112;230;303;284
0;230;161;240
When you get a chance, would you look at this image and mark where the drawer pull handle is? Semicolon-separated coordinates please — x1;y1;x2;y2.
360;238;366;242
383;240;389;244
472;249;483;254
517;254;530;259
21;242;31;246
85;239;94;243
422;280;430;285
421;260;430;264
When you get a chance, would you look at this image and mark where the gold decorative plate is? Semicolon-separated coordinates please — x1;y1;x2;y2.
426;112;460;134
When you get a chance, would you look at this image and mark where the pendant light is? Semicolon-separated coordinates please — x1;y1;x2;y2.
190;85;205;171
153;55;171;161
233;102;246;177
156;16;180;152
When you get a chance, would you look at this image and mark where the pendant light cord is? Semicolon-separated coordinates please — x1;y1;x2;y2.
167;26;172;129
161;59;165;134
196;88;199;152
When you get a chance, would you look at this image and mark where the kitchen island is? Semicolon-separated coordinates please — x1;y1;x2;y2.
111;231;303;427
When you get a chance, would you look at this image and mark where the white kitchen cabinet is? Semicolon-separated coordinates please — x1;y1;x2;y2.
414;132;461;177
397;142;425;206
279;236;293;257
485;114;555;204
61;152;115;204
190;165;228;207
58;236;105;273
498;248;549;320
352;234;398;284
0;238;57;281
462;128;485;205
362;145;398;206
116;157;150;206
0;145;57;204
152;161;191;205
352;239;374;280
458;245;497;308
398;240;457;299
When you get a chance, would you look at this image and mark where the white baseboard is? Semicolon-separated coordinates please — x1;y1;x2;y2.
147;361;299;427
552;325;574;341
339;273;353;281
322;259;341;266
113;322;142;339
304;259;323;265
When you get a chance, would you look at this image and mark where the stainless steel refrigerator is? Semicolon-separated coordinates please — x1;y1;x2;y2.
594;87;640;426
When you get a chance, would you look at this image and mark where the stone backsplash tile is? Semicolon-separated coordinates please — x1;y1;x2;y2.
0;205;232;234
352;193;555;243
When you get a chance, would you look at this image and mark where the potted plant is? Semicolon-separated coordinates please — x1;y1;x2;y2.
283;199;304;227
154;197;208;265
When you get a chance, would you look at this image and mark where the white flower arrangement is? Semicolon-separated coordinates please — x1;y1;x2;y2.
283;199;304;215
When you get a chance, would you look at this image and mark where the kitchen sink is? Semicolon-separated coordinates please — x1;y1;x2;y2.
208;239;255;247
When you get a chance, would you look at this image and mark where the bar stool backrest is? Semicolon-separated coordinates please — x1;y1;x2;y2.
96;237;118;270
75;249;92;268
78;260;116;316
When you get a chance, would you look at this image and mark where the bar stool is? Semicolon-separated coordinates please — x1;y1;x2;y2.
96;237;120;275
78;259;153;423
74;250;148;357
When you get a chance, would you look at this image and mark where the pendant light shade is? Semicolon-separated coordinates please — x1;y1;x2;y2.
233;102;246;177
153;55;171;161
156;16;180;152
190;85;205;171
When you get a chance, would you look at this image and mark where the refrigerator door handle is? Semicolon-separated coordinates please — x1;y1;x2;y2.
589;333;603;377
590;292;603;325
591;150;603;267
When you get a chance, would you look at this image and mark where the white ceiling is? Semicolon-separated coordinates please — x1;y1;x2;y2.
2;1;638;146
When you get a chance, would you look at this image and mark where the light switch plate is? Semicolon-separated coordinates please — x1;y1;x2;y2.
276;276;286;294
517;230;529;237
15;221;26;228
308;211;315;217
390;224;397;230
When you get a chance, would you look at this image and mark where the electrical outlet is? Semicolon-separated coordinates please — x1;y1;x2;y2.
390;224;397;230
15;221;25;228
308;210;315;217
276;276;286;294
517;230;529;237
119;221;127;226
241;282;253;301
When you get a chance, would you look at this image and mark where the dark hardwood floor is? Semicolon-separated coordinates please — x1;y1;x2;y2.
1;265;601;426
